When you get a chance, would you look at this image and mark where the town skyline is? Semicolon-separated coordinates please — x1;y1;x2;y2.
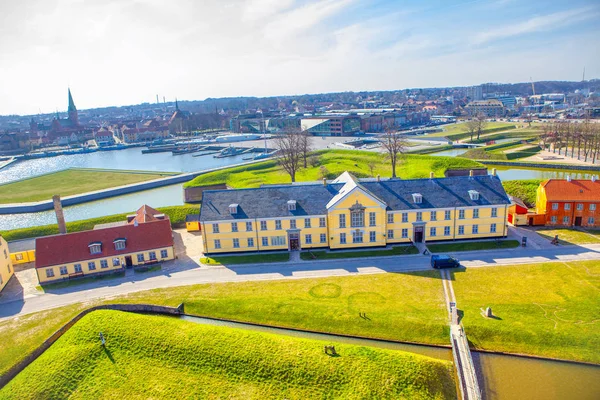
1;0;599;115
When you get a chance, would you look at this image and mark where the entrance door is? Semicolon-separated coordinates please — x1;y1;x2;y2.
575;216;582;227
414;227;424;243
288;233;300;251
125;256;133;268
528;218;534;226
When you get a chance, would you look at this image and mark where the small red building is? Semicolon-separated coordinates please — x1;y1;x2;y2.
535;177;600;227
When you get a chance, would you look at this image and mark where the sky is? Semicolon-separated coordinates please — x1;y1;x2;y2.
1;0;599;115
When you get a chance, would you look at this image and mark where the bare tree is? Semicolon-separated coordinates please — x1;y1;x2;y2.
380;125;407;178
299;131;313;168
466;114;488;142
274;133;303;182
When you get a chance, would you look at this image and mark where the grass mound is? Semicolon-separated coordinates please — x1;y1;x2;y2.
0;310;456;399
0;168;177;204
502;179;542;207
185;149;483;188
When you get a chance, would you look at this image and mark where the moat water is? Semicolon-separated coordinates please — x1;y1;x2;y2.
0;148;598;230
180;315;600;400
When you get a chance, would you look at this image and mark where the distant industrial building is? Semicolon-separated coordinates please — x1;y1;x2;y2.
467;85;483;101
465;100;505;117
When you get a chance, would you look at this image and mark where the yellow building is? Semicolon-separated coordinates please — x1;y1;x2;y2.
186;214;201;232
199;171;510;255
35;205;175;284
8;240;36;265
0;235;15;293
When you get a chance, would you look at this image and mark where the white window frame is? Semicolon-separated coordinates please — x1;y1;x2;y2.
369;231;376;242
491;208;497;218
340;233;347;244
246;222;253;231
137;253;145;262
212;223;219;233
590;204;597;211
231;222;238;232
74;264;82;273
459;210;465;220
290;219;296;229
149;251;157;260
275;220;282;230
401;228;408;238
262;237;268;247
100;259;109;268
88;261;96;270
552;203;558;210
46;268;54;278
305;218;311;228
60;266;68;275
416;212;422;222
491;223;497;233
233;238;240;248
458;225;465;235
320;233;327;243
388;229;394;239
319;217;326;227
305;234;312;244
472;225;479;234
564;203;571;210
576;203;584;211
248;238;254;247
444;226;450;236
387;213;394;224
260;221;267;230
473;209;479;219
160;250;168;258
445;210;451;220
402;213;408;223
352;231;363;243
430;211;437;221
563;216;570;224
551;216;557;223
588;217;595;225
369;212;377;226
339;214;346;228
214;239;221;249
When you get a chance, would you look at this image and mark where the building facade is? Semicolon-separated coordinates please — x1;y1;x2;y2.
535;178;600;227
35;206;175;284
0;235;14;293
465;100;505;117
199;172;510;255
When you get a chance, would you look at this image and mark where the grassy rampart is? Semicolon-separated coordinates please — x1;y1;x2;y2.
0;310;456;399
0;168;178;204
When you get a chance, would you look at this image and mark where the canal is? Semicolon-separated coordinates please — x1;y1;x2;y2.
179;315;600;400
0;148;599;231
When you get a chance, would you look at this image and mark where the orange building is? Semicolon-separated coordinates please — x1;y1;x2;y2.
535;177;600;227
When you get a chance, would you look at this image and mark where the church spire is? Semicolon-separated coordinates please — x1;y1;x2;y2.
67;88;79;125
175;98;179;111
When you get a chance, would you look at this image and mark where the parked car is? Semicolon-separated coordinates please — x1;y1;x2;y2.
430;254;460;269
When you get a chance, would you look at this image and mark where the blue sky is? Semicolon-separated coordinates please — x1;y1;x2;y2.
0;0;598;115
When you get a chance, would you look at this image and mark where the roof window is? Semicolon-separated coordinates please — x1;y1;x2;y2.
412;193;423;204
287;200;297;211
229;204;238;214
468;190;480;201
88;242;102;255
113;239;126;251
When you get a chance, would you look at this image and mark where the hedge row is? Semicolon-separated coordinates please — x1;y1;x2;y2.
0;205;200;242
505;146;542;160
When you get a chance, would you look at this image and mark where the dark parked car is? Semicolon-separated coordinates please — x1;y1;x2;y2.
431;254;460;269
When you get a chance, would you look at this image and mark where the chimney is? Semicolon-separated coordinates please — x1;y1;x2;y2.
134;220;139;227
429;171;434;180
567;175;571;182
52;195;67;234
376;174;380;182
323;178;327;186
592;175;597;182
492;168;497;177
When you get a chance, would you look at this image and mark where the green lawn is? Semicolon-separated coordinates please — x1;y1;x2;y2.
535;228;600;245
502;179;542;207
300;245;418;260
0;311;456;399
200;253;290;265
426;122;517;140
185;149;483;188
427;240;520;253
0;168;178;204
0;272;448;377
452;261;600;364
0;204;200;241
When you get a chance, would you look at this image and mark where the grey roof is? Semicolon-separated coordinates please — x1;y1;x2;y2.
199;174;510;222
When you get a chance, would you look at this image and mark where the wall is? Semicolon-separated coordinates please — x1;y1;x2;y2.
327;188;387;249
0;236;14;292
184;183;228;203
10;250;35;265
0;303;184;390
542;201;599;227
37;246;175;284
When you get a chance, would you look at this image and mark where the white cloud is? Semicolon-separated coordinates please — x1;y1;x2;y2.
472;7;598;45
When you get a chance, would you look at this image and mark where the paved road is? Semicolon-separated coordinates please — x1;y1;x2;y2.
1;243;599;321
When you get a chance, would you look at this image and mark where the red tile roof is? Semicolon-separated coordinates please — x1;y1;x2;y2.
35;219;173;268
541;179;600;202
128;204;167;224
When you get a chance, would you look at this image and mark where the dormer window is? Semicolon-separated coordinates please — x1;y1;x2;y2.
468;190;480;201
287;200;297;211
113;239;126;251
229;204;238;214
412;193;423;204
89;242;102;255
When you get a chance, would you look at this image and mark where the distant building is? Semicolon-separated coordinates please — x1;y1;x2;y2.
301;116;361;136
94;127;114;146
465;100;505;117
467;85;483;101
0;235;14;293
35;205;175;284
535;178;600;228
